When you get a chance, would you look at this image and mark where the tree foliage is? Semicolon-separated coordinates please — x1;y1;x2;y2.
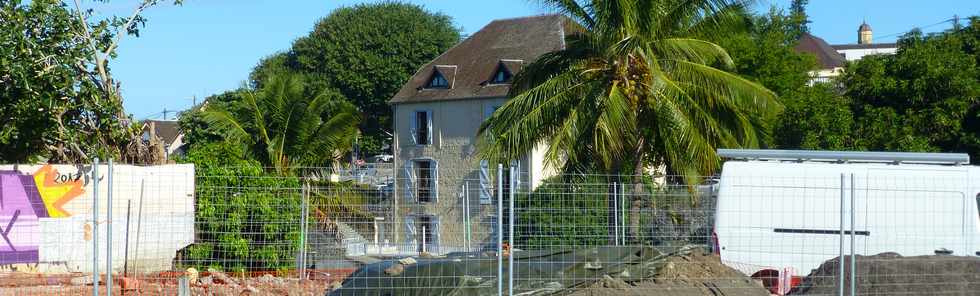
763;15;980;160
178;90;248;151
252;2;460;155
844;23;980;158
201;71;361;175
0;0;177;163
479;0;779;180
774;84;854;150
718;6;816;97
789;0;810;36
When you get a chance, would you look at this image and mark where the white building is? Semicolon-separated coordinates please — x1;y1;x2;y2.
387;15;566;254
795;22;898;84
832;22;899;61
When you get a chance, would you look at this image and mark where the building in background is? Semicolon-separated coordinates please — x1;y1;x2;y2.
795;22;898;84
388;15;567;254
141;120;185;161
832;22;899;61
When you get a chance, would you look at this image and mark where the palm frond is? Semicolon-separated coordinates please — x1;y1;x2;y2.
654;38;735;69
538;0;596;29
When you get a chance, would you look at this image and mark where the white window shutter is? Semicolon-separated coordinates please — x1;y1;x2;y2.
426;110;433;145
404;216;416;251
403;161;415;202
432;160;439;202
431;216;440;253
479;160;492;204
410;112;418;145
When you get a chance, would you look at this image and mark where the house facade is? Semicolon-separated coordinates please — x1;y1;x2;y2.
388;15;568;254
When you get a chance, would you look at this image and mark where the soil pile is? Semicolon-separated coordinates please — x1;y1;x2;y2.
569;248;770;296
791;252;980;295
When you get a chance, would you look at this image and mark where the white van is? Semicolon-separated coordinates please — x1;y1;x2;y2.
712;149;980;293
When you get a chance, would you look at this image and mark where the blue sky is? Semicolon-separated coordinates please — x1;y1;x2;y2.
102;0;979;120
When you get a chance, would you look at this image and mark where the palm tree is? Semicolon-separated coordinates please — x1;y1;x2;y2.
203;71;360;175
478;0;780;242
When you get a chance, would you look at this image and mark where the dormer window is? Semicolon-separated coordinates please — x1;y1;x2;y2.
428;72;448;88
489;60;522;85
424;65;456;89
491;67;511;84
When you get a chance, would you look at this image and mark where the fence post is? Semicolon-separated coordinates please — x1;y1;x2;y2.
298;182;309;280
620;182;626;244
93;158;100;296
123;200;131;278
106;159;113;296
850;174;856;295
612;182;619;246
508;165;516;295
496;164;503;296
838;174;845;296
463;182;470;251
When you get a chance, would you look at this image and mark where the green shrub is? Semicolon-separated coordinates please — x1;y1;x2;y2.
177;143;301;272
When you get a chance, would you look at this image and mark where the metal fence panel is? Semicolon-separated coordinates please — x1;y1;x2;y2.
2;163;979;295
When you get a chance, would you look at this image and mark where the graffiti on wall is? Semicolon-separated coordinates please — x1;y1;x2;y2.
0;165;85;264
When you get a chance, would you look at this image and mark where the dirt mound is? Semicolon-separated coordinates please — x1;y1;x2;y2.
569;248;769;296
791;253;980;295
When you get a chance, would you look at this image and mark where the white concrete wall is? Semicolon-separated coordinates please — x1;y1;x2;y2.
0;164;194;273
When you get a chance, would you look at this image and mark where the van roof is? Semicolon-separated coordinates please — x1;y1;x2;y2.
718;149;970;165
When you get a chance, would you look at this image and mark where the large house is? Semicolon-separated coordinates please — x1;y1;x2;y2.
795;22;898;83
388;15;568;254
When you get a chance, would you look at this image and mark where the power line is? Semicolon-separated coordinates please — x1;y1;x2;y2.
873;17;955;41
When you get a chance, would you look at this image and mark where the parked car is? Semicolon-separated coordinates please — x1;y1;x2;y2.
712;149;980;295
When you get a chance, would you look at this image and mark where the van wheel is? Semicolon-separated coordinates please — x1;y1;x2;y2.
751;269;780;294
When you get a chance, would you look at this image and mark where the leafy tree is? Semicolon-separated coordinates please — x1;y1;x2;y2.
774;84;854;150
2;0;89;162
719;7;816;97
843;20;980;160
478;0;780;242
277;2;460;155
789;0;810;36
202;71;361;175
852;106;937;152
0;0;178;163
178;90;248;151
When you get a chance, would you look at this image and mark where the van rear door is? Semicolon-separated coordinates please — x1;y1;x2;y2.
865;168;968;257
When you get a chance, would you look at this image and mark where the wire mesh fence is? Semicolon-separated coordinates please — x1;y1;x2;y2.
1;161;979;295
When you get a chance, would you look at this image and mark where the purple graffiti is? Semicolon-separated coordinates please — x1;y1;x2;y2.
0;171;46;265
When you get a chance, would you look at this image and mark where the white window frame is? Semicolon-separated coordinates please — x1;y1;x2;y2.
411;109;433;146
407;158;438;203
